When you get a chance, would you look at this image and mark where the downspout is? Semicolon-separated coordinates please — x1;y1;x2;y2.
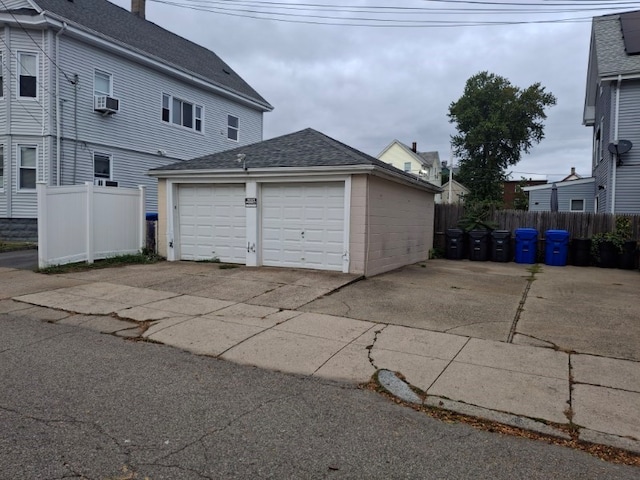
55;22;67;186
611;74;621;213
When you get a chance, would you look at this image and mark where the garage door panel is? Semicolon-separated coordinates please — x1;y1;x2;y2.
261;182;345;271
179;184;246;263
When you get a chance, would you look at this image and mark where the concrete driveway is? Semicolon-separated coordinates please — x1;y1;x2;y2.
302;259;640;362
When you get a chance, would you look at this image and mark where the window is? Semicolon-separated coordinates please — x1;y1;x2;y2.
18;145;37;190
93;152;111;179
404;162;411;172
0;53;3;98
162;93;202;132
18;52;37;98
594;127;601;167
227;114;238;141
0;146;3;189
94;70;112;96
570;199;585;212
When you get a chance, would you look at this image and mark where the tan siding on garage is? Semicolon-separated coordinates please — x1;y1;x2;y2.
157;179;167;257
365;176;433;277
349;175;367;274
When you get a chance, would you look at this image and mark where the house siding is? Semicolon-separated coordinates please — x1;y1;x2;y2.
1;0;32;8
614;80;640;213
528;181;596;213
157;178;167;257
364;176;433;277
57;35;263;161
348;174;367;275
0;25;265;221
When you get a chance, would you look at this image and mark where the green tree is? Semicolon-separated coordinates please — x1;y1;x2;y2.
448;71;556;204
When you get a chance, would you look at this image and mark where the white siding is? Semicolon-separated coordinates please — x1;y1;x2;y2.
365;176;433;277
379;143;422;175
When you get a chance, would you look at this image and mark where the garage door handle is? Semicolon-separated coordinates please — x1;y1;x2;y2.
247;242;256;253
301;231;305;238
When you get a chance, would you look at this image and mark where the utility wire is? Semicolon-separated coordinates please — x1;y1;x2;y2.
0;0;75;85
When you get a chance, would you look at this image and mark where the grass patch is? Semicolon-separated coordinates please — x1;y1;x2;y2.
0;241;37;252
38;251;163;274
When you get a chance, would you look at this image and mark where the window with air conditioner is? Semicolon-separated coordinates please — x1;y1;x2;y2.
18;145;37;190
162;93;202;132
94;152;111;180
18;52;37;98
94;70;119;113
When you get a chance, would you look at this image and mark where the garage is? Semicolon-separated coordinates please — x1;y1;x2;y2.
151;128;440;276
178;184;246;262
262;182;345;271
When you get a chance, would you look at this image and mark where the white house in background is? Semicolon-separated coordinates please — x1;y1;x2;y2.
0;0;272;240
377;140;442;195
441;179;469;204
524;178;596;212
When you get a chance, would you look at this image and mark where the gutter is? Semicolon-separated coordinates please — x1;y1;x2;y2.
55;21;68;186
612;74;621;213
148;164;443;194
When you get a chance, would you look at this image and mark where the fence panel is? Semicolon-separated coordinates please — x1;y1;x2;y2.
37;183;145;268
434;204;640;239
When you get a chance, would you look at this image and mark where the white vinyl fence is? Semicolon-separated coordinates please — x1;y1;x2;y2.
37;182;146;268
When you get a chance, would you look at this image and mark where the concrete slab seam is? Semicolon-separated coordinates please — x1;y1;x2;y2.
214;314;291;359
567;353;575;424
425;336;471;393
312;323;381;376
507;267;537;343
285;275;366;311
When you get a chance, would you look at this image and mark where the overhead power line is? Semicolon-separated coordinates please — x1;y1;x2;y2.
149;0;640;27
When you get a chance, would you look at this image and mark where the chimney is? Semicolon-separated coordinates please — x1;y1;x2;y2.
411;141;417;152
570;167;575;175
132;0;146;19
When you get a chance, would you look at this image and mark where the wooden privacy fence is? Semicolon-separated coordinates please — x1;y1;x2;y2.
434;204;640;239
37;182;146;268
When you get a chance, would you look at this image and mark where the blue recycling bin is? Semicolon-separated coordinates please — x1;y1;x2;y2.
545;230;570;266
515;228;538;264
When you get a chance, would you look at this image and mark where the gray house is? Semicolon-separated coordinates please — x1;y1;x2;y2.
0;0;272;240
524;178;596;213
584;10;640;214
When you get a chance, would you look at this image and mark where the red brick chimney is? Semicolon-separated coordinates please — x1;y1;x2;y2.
411;142;417;153
132;0;146;19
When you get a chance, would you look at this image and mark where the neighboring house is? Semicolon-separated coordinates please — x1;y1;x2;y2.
561;167;582;182
149;128;441;277
584;10;640;213
441;179;469;204
377;140;442;188
502;178;547;209
523;178;596;213
0;0;272;240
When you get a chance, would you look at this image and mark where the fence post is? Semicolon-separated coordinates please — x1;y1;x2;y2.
86;182;94;264
36;182;48;269
138;185;146;251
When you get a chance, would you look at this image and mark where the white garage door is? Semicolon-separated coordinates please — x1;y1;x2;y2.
178;184;246;263
262;182;345;271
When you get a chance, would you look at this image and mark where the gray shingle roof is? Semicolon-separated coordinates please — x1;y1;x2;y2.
28;0;271;109
417;151;440;169
151;128;441;190
592;11;640;76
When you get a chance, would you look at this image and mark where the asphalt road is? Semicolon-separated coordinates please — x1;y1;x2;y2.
0;249;38;270
0;311;637;479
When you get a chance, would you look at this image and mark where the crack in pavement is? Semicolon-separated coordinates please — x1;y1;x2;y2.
507;268;539;343
366;325;387;370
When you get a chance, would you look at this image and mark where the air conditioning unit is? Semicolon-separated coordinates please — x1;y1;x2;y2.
94;179;119;187
94;95;120;114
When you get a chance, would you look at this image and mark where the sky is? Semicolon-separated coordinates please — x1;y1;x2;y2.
112;0;640;183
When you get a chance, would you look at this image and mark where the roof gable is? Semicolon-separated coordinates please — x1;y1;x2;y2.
29;0;271;109
151;128;441;191
590;12;640;78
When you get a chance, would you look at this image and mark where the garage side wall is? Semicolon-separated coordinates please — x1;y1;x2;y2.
157;179;167;258
365;176;434;277
349;175;368;274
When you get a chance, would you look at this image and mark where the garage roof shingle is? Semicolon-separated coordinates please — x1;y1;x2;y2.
152;128;439;188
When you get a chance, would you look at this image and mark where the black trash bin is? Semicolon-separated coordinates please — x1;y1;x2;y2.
468;230;490;261
445;228;465;260
571;238;591;266
619;240;638;270
491;230;511;262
